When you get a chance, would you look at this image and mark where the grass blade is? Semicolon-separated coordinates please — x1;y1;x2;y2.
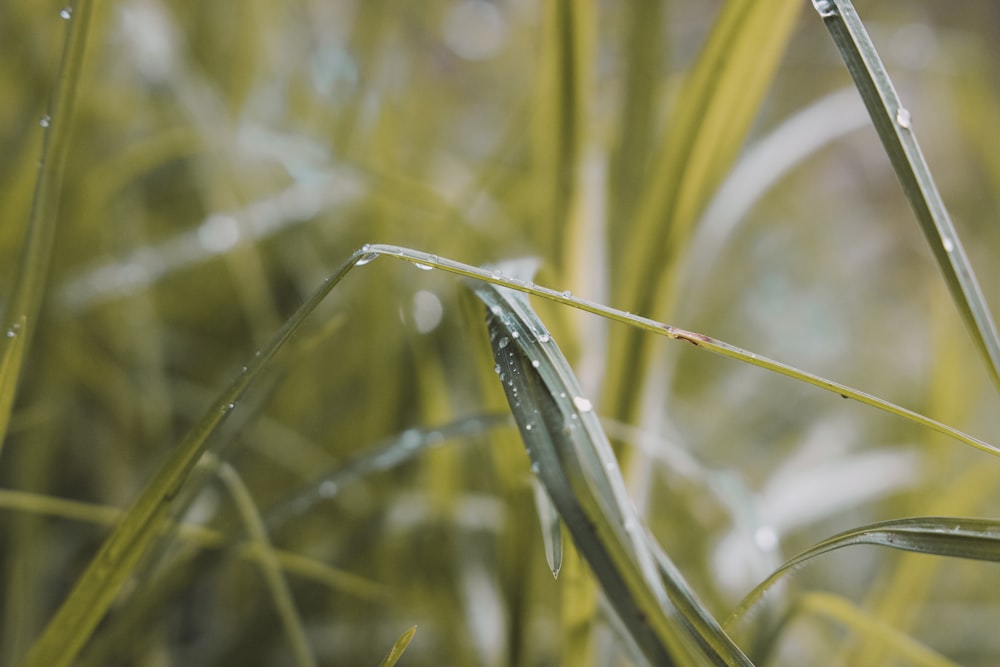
812;0;1000;393
0;0;93;460
471;277;750;666
727;516;1000;631
24;249;372;667
377;626;417;667
368;245;998;460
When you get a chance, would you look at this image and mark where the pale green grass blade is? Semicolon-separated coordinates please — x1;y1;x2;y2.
794;592;958;667
24;248;372;667
606;0;802;424
532;478;564;579
727;516;1000;631
812;0;1000;393
216;462;317;667
0;0;92;460
369;245;998;459
472;276;751;666
377;626;417;667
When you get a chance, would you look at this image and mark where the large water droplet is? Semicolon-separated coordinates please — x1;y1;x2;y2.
531;359;540;368
813;0;837;18
60;6;72;19
356;252;379;266
498;336;510;349
414;262;433;271
572;396;593;412
942;236;955;252
896;107;912;129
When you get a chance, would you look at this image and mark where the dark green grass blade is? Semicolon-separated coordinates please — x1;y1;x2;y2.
0;0;92;460
727;516;1000;630
813;0;1000;394
24;249;372;667
471;276;751;666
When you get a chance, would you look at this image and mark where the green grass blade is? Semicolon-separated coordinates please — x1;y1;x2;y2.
471;276;751;666
368;245;998;460
812;0;1000;394
216;462;317;667
727;516;1000;630
24;249;371;667
0;0;93;460
377;626;417;667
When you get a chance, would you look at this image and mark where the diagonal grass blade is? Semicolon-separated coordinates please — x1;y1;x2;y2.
812;0;1000;394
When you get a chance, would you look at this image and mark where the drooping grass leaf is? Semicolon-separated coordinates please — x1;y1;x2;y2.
0;0;93;460
471;273;751;666
377;625;417;667
812;0;1000;393
368;245;999;460
727;516;1000;631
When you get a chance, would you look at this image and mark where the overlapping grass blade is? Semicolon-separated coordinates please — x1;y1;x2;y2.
727;516;1000;631
0;0;92;460
377;626;417;667
471;275;750;666
812;0;1000;393
24;249;373;667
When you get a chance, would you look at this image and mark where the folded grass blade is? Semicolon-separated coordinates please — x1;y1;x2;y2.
813;0;1000;393
471;276;750;666
727;516;1000;630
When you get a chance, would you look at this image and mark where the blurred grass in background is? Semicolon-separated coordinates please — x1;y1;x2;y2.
2;0;1000;664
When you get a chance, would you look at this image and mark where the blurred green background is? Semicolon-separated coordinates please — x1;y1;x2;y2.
2;1;1000;664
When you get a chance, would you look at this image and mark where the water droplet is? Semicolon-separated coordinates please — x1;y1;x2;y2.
490;305;502;316
511;331;520;339
491;270;501;280
538;333;551;343
530;461;540;474
531;359;540;368
498;336;510;349
227;402;235;410
525;423;533;431
494;364;502;374
560;290;572;298
813;0;837;18
356;251;379;265
942;236;955;252
5;329;16;338
39;115;51;128
318;480;338;498
414;262;433;271
59;6;72;19
896;107;912;129
573;396;593;412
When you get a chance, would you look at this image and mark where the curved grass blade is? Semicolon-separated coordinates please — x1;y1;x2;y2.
24;248;374;667
471;276;751;666
726;516;1000;631
812;0;1000;393
377;626;417;667
0;0;93;460
367;245;998;460
532;478;564;579
216;462;316;667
